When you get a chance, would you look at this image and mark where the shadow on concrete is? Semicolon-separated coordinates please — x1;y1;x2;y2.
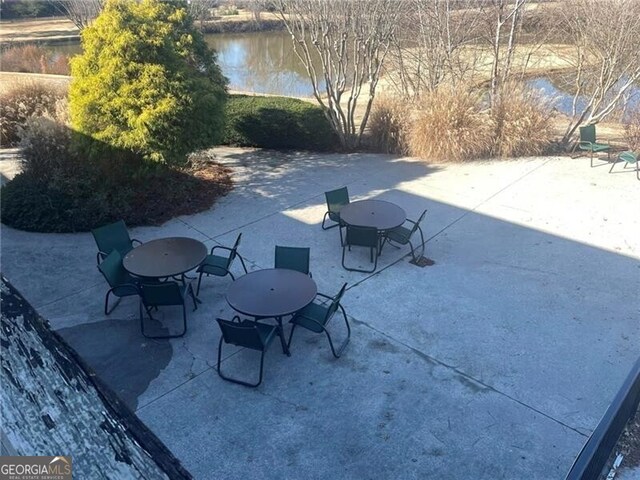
57;317;172;411
3;147;639;479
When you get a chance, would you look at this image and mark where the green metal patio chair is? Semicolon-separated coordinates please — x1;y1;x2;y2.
610;151;639;180
139;280;197;339
384;209;428;262
216;316;284;387
577;124;611;167
275;245;311;277
97;250;139;316
196;233;248;295
91;220;142;264
287;283;350;358
322;187;349;230
341;225;379;273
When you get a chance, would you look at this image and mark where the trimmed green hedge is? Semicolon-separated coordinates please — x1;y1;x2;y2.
222;95;338;151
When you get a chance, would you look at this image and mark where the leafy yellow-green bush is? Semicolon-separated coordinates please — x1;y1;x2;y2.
0;81;67;146
368;96;411;154
491;85;555;158
408;87;494;162
69;0;228;165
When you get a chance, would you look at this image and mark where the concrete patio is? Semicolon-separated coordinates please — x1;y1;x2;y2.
1;147;639;479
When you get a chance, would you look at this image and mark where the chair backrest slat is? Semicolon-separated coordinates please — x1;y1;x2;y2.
325;187;350;214
275;246;310;275
217;318;264;351
98;250;127;288
228;233;242;266
140;282;183;307
410;209;428;236
345;226;378;248
92;220;132;256
326;283;348;320
579;124;596;144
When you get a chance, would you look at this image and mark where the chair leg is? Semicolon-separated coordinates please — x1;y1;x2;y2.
140;301;187;339
237;254;249;274
196;271;205;296
324;308;351;359
408;237;426;263
188;284;198;311
104;289;121;315
609;158;618;173
322;211;339;230
342;245;378;273
216;337;265;387
287;323;297;351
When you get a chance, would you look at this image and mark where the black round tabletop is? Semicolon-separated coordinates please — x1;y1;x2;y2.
123;237;207;279
226;269;317;318
340;200;406;231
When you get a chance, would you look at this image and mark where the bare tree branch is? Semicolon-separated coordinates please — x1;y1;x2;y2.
559;0;640;146
275;0;404;150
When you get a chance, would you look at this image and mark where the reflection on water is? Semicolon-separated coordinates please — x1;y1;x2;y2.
47;31;316;97
206;31;316;97
526;76;640;121
42;33;640;113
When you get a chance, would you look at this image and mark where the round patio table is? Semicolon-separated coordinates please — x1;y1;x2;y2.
226;268;317;356
340;200;406;231
123;237;207;279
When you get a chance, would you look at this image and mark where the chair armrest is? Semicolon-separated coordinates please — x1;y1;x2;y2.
117;282;140;294
131;239;143;247
96;251;108;264
210;245;233;255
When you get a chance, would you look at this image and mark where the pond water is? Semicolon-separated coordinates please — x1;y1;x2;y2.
46;31;640;114
526;76;640;121
49;31;316;97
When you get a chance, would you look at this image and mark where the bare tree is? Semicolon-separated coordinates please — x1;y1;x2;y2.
558;0;640;146
481;0;529;108
386;0;485;99
275;0;404;150
52;0;103;30
52;0;220;30
187;0;220;27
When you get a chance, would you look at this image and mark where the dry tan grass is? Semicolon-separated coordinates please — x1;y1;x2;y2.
0;44;70;75
408;86;494;162
491;84;555;158
624;108;640;151
368;95;412;154
0;79;67;146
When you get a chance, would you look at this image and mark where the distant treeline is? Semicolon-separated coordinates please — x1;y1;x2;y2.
0;0;63;19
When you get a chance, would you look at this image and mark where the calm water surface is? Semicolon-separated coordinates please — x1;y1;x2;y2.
48;32;640;114
51;31;315;97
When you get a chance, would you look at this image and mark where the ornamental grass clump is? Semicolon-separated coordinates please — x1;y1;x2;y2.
625;108;640;151
491;84;555;158
368;95;411;155
0;81;67;146
408;86;494;162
